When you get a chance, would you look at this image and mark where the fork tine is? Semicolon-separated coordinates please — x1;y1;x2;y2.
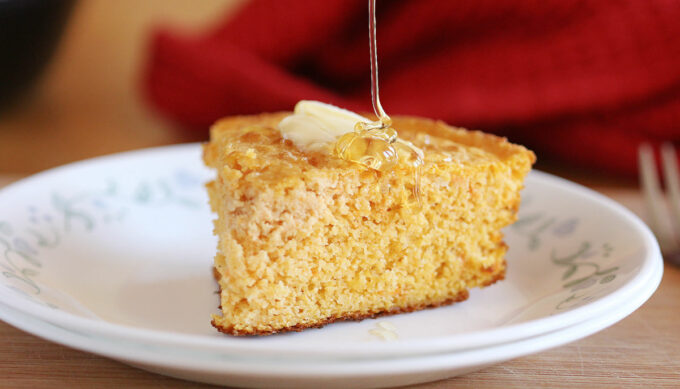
660;143;680;245
638;143;677;252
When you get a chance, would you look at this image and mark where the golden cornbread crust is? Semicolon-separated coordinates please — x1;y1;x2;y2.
204;112;535;336
211;265;504;336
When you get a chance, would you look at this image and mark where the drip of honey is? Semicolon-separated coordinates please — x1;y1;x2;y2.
334;0;424;200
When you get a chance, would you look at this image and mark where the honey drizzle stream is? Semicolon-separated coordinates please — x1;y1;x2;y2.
366;0;390;130
335;0;423;203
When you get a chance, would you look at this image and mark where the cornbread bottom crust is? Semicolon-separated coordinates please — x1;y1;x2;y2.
211;267;505;336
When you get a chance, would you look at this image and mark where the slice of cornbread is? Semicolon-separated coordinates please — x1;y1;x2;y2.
203;113;535;335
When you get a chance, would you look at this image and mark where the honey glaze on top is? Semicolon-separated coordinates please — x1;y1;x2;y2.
335;0;424;200
335;124;424;201
277;0;424;202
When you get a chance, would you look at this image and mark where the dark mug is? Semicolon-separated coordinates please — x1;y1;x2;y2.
0;0;75;111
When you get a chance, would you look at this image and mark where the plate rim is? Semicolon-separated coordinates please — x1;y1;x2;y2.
0;144;665;359
0;257;662;380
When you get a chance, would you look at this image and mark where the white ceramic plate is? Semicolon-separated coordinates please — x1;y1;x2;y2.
0;258;662;388
0;144;663;362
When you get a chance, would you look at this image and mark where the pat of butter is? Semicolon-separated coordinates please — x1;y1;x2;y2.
278;101;368;151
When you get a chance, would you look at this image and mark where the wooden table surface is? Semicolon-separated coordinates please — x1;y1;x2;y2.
1;1;679;388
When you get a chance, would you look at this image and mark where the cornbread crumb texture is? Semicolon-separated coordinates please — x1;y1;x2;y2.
204;113;535;335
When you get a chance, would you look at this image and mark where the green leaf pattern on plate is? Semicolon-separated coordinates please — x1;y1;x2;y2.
0;170;204;307
511;202;618;311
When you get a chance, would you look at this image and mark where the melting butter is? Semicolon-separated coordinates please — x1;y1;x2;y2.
278;101;423;171
278;100;424;202
278;2;423;202
278;100;366;151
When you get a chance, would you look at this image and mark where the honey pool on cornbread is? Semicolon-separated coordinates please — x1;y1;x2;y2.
203;112;535;336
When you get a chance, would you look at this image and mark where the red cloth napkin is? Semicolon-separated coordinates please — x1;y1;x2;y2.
143;0;680;176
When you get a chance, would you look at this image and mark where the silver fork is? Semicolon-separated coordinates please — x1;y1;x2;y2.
638;142;680;266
